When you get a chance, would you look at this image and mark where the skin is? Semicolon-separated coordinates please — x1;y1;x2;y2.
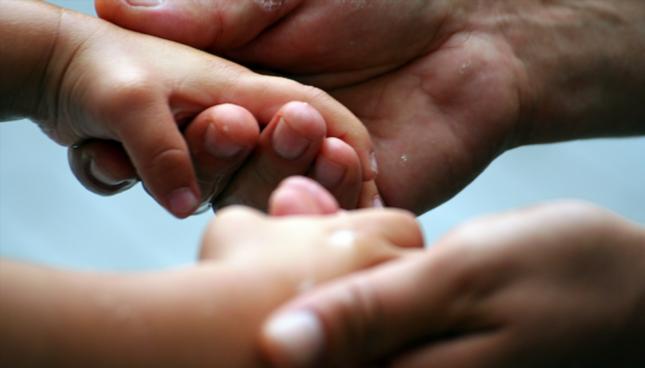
0;0;377;218
96;0;645;213
261;199;645;368
90;1;645;365
0;179;423;367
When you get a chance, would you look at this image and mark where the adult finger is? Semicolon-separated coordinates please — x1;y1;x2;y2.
260;251;442;368
213;101;326;211
309;137;362;210
358;180;384;209
68;139;138;195
95;0;301;50
173;62;377;185
184;103;260;205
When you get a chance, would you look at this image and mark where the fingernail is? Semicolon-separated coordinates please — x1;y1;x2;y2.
126;0;162;6
264;311;324;367
167;187;198;216
314;157;346;189
273;117;310;160
373;194;384;208
205;124;243;158
370;151;379;177
89;159;121;186
88;158;137;192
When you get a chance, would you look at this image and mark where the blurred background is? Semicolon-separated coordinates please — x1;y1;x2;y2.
1;0;643;271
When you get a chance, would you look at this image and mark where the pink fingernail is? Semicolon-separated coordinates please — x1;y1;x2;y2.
273;117;310;160
168;187;198;216
205;124;243;158
263;311;324;367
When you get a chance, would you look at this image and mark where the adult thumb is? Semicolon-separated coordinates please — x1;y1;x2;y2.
260;254;447;367
95;0;300;50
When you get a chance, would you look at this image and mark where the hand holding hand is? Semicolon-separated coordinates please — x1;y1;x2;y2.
98;0;645;213
260;201;645;367
18;2;377;217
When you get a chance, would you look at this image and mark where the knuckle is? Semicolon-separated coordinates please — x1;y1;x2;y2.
324;278;384;365
95;69;156;118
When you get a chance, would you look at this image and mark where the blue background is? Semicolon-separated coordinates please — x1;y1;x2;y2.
1;0;643;271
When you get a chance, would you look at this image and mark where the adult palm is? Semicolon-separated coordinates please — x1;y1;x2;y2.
97;0;526;213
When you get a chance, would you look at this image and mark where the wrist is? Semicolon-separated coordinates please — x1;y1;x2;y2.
464;1;645;146
34;6;107;139
0;1;63;121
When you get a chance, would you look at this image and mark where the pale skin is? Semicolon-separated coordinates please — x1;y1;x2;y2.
0;0;378;218
0;177;423;367
261;187;645;368
95;0;645;213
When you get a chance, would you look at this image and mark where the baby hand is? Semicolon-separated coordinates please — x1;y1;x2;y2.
199;179;422;294
40;8;376;217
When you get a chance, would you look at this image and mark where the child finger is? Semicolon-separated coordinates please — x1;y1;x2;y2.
113;103;200;218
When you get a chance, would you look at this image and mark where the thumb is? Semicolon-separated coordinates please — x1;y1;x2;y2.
110;99;201;218
95;0;300;50
260;253;450;367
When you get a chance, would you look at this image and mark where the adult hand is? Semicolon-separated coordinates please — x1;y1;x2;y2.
70;101;375;212
96;0;645;213
259;201;645;367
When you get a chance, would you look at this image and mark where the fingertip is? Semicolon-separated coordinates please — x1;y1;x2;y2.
312;137;362;209
261;310;326;368
166;186;201;218
186;104;259;160
269;176;339;216
149;149;201;218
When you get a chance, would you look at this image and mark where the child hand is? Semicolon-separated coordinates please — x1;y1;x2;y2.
37;6;376;217
200;204;422;281
0;178;420;366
